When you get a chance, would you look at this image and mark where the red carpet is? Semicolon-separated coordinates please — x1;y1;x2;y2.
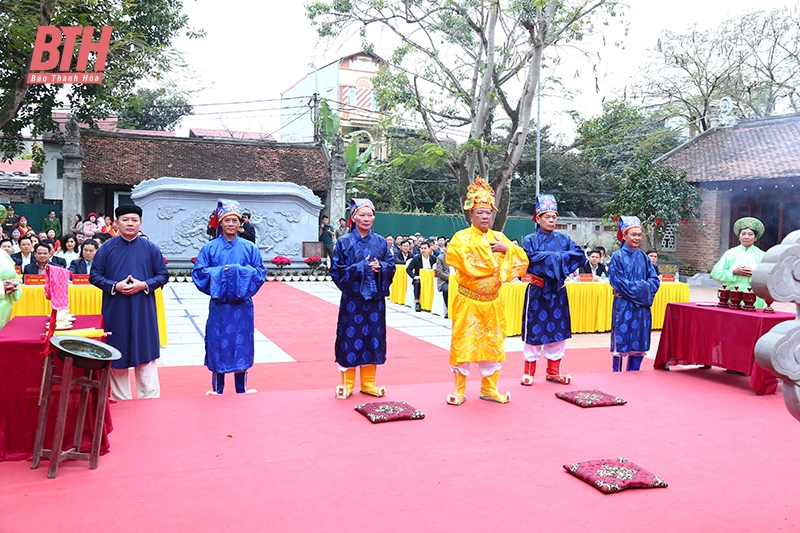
2;370;798;532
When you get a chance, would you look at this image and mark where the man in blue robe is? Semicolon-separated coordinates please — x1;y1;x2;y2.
521;195;586;385
609;216;660;371
90;204;169;400
330;199;395;399
192;199;266;394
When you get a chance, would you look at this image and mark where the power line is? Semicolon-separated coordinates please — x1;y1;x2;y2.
151;96;309;108
186;104;308;116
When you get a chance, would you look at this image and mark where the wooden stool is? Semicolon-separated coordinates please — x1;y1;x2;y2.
31;336;119;479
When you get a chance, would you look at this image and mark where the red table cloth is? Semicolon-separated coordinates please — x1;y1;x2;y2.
654;303;794;395
0;315;113;462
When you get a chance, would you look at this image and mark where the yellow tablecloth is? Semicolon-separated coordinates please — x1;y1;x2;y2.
447;278;689;336
10;285;169;346
651;281;690;329
565;282;614;333
419;269;435;311
500;282;528;336
389;265;408;304
565;281;690;332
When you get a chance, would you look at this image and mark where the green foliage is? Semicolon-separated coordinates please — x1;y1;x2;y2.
391;142;453;173
345;137;373;179
0;0;202;159
358;137;462;214
575;100;683;178
509;126;613;217
116;88;193;131
603;156;702;250
317;99;340;143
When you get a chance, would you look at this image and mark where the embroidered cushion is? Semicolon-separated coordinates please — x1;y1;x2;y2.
555;389;627;408
354;401;425;424
564;457;668;494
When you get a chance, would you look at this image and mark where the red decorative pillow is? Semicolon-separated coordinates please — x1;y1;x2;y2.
564;457;668;494
555;389;627;408
354;401;425;424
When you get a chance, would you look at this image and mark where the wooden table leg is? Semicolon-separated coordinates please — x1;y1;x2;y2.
47;356;74;479
89;363;111;470
31;354;54;470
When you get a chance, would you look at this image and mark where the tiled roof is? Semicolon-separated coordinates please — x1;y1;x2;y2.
81;130;329;191
659;113;800;183
189;128;276;142
117;129;176;137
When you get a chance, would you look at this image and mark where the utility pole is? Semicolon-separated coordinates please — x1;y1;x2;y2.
311;92;320;143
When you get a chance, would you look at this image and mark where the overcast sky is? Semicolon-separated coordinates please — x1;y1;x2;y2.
171;0;790;141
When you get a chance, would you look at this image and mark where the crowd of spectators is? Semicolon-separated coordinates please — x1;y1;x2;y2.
0;206;124;282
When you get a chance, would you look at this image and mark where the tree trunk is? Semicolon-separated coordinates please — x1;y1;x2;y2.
493;179;511;231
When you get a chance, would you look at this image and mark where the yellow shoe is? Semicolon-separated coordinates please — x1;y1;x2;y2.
480;370;511;403
359;364;386;397
335;368;356;399
446;371;467;405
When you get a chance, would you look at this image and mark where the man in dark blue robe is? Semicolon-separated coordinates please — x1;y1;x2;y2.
193;199;266;394
521;195;586;385
91;204;169;400
331;199;395;399
609;216;660;371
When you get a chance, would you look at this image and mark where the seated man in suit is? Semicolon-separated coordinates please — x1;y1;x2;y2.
406;239;434;312
41;239;67;267
10;235;34;268
580;248;607;280
394;239;412;265
23;243;54;278
69;239;98;275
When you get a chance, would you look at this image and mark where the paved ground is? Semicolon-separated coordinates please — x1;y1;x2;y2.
155;281;761;367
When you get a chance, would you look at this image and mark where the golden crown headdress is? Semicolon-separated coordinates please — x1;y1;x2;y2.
463;176;497;211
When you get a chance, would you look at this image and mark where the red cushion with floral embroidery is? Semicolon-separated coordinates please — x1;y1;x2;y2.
354;401;425;424
563;457;668;494
555;389;627;408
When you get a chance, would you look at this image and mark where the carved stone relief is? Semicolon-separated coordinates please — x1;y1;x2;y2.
131;177;324;269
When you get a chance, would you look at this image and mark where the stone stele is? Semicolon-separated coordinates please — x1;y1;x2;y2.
131;177;324;269
752;229;800;423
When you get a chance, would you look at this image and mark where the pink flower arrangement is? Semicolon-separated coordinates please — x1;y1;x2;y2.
270;255;291;271
304;256;322;269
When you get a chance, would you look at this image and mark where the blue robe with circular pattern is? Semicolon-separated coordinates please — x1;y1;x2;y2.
609;244;661;354
330;229;395;367
192;235;266;373
521;228;586;346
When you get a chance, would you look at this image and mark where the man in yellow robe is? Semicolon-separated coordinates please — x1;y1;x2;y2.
446;177;529;405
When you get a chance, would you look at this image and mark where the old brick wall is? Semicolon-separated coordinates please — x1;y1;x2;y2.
672;188;730;275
